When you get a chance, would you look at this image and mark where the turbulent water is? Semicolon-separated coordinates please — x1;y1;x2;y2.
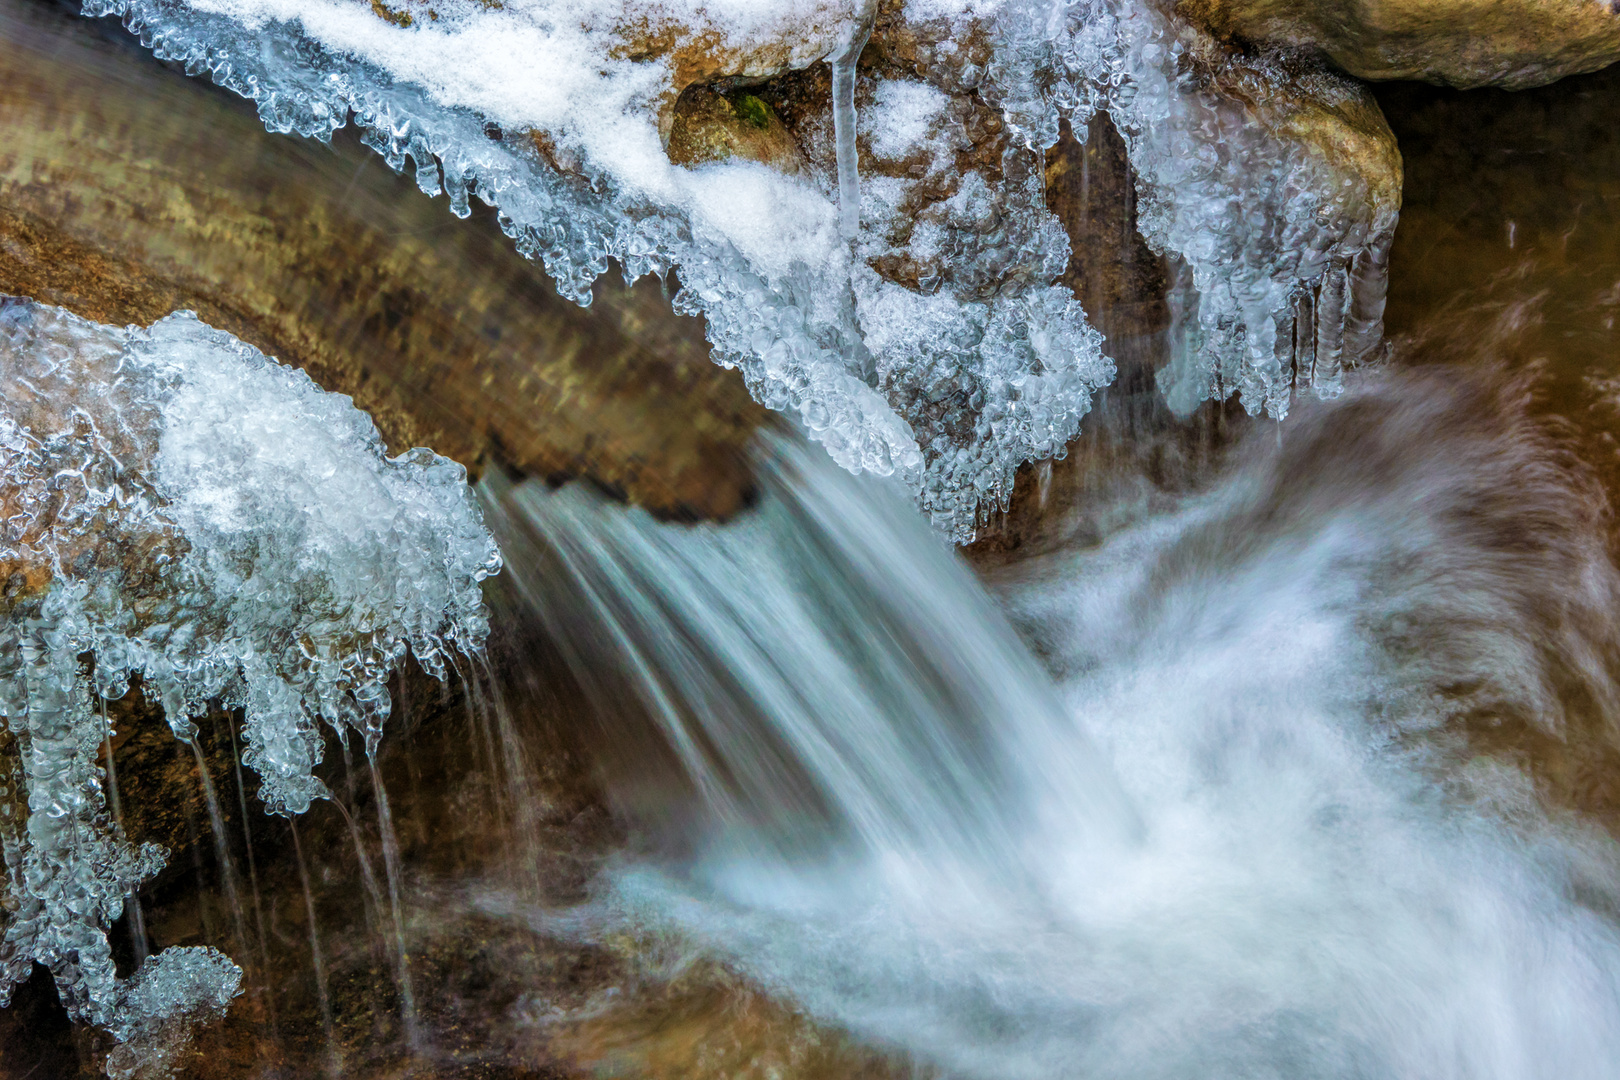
1;1;1616;1076
485;365;1620;1079
482;433;1136;867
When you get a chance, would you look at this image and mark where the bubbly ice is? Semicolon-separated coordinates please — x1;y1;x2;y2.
0;295;498;1069
77;0;1392;539
991;0;1396;415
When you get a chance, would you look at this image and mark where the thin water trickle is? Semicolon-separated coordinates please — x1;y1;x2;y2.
474;656;548;896
99;698;148;968
367;754;421;1052
290;819;343;1078
175;739;218;947
455;655;509;841
223;715;278;1038
327;778;388;957
187;739;252;959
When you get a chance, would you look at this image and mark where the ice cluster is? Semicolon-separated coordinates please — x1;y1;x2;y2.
80;0;1392;538
990;0;1396;415
0;295;498;1067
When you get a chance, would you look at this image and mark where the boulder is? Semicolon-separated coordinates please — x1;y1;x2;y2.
1178;0;1620;89
0;0;766;523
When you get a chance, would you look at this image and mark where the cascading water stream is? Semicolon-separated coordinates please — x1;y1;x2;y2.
478;372;1620;1079
482;432;1139;875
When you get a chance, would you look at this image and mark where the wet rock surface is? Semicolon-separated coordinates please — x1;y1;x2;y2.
1178;0;1620;89
0;0;767;523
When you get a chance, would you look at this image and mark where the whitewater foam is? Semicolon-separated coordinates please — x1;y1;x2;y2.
495;369;1620;1079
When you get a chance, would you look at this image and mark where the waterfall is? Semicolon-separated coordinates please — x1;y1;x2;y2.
481;371;1620;1080
481;432;1138;869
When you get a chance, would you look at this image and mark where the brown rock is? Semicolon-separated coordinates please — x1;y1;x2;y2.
603;0;856;140
1178;0;1620;89
666;86;806;172
0;0;767;523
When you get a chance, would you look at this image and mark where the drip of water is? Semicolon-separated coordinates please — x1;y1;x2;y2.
176;741;218;948
472;658;548;896
366;755;421;1051
454;656;508;840
223;720;275;999
99;699;149;970
289;820;342;1078
187;739;252;960
327;782;387;959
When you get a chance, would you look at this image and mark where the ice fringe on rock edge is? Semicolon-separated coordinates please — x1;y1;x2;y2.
74;0;1112;541
0;295;500;1074
989;0;1395;415
75;0;1390;540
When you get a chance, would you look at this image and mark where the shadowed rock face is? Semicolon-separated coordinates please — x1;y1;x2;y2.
1178;0;1620;89
1374;62;1620;566
0;0;767;523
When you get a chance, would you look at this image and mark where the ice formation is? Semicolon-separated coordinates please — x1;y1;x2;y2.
78;0;1394;538
0;295;499;1067
994;0;1398;415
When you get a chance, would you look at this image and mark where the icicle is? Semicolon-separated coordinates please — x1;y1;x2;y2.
830;3;876;242
1343;238;1393;368
1314;260;1350;397
1293;286;1318;395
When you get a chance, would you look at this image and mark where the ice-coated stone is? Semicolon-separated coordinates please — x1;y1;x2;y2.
989;0;1400;418
1177;0;1620;90
76;0;1396;539
0;294;498;1068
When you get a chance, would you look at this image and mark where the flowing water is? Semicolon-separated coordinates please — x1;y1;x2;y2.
481;359;1620;1079
2;0;1619;1076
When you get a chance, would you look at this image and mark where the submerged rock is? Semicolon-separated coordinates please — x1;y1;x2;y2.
1178;0;1620;89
